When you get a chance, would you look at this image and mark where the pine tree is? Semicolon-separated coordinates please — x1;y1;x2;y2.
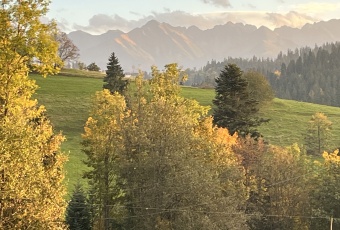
212;63;267;138
66;183;91;230
103;52;128;94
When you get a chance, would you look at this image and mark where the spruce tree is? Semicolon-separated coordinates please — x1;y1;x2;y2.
103;52;128;94
66;183;91;230
212;63;267;137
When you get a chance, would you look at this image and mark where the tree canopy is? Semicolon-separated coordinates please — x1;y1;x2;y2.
0;0;67;228
83;63;248;229
87;62;100;72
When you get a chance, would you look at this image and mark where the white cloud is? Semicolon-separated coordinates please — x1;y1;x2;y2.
288;2;340;19
201;0;231;8
266;11;316;28
57;10;322;34
293;2;339;13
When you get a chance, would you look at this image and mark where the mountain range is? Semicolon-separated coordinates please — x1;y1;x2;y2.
68;19;340;72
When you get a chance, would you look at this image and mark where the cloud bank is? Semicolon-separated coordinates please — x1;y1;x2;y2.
65;9;320;35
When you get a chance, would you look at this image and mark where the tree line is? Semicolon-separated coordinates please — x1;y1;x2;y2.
186;42;340;107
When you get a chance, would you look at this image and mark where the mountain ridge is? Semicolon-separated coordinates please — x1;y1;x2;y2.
68;19;340;71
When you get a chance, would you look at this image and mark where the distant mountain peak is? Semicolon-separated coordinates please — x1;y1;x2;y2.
68;19;340;72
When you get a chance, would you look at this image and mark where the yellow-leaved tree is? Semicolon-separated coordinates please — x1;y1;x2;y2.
83;64;249;229
0;0;67;229
310;150;340;229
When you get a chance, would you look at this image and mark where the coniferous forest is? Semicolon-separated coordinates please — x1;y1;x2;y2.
187;42;340;107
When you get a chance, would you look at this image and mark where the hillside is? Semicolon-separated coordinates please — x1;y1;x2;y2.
31;73;340;190
68;19;340;71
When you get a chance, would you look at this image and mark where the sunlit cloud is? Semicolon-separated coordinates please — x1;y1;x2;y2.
58;9;323;34
289;2;340;18
266;11;316;28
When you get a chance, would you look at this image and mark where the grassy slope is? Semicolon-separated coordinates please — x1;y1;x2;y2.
31;73;340;192
181;87;340;148
31;74;103;191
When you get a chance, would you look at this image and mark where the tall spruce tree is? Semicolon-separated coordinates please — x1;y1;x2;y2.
212;63;267;138
103;52;128;94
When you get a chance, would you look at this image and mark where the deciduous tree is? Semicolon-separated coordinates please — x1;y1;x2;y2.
310;150;340;229
304;112;332;155
243;70;274;108
55;31;79;63
87;62;100;72
82;90;127;229
0;1;67;228
83;63;249;229
118;64;247;229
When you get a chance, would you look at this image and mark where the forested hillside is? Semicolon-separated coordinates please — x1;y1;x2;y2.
187;42;340;106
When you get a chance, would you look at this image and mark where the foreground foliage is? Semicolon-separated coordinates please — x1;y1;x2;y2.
0;0;67;228
83;64;248;229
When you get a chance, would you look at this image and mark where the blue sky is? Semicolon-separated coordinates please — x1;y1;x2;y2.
47;0;340;34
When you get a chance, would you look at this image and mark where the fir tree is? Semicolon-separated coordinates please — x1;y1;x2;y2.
103;52;128;94
212;63;267;138
66;183;91;230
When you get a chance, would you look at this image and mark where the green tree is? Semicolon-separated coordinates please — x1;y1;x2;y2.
82;90;127;229
310;150;340;229
304;112;332;155
66;183;91;230
212;63;267;138
103;52;128;94
77;61;87;70
0;0;67;228
243;70;274;108
87;62;100;71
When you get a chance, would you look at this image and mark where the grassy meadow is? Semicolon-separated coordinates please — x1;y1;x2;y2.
31;71;340;192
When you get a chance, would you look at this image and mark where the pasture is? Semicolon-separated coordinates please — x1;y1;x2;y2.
31;72;340;192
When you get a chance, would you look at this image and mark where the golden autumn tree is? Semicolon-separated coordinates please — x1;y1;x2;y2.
83;64;249;229
0;0;66;229
304;112;332;155
82;90;127;229
310;150;340;229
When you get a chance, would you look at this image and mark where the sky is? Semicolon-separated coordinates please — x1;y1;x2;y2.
46;0;340;34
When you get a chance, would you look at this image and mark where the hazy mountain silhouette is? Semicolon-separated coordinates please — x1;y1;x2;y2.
68;19;340;72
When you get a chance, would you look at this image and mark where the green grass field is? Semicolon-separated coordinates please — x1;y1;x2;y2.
31;72;340;192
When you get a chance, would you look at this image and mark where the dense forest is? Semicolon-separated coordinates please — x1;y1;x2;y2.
186;42;340;106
